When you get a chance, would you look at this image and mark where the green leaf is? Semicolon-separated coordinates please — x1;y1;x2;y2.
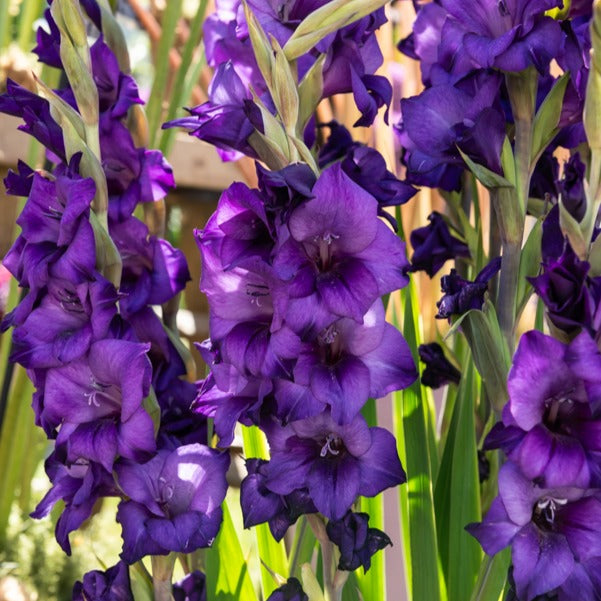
288;516;316;580
437;362;482;601
458;148;514;189
242;427;288;598
392;282;445;601
531;73;570;166
589;230;601;276
205;501;258;601
469;549;511;601
460;303;510;413
516;218;543;317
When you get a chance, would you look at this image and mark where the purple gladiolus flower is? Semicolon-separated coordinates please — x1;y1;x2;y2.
273;163;409;331
41;339;156;471
283;300;416;423
263;411;406;520
266;578;308;601
528;245;600;334
326;511;392;572
407;212;470;276
485;330;601;488
397;72;506;191
72;562;133;601
116;444;229;563
467;462;601;601
418;342;461;389
32;447;119;555
163;62;260;162
173;571;207;601
318;122;416;230
436;257;501;319
10;276;118;368
240;458;316;541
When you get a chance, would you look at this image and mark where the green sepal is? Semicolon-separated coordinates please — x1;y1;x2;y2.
500;136;516;187
458;148;515;189
559;194;590;259
301;564;326;601
142;387;161;438
531;72;569;165
588;231;601;276
516;217;543;317
298;54;325;131
283;0;388;60
89;211;122;287
270;34;300;133
243;0;275;92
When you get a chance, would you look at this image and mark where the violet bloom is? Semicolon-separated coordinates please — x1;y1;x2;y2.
428;0;563;78
418;342;461;389
32;447;119;555
326;511;392;572
263;411;406;520
173;571;206;601
528;245;599;334
266;578;308;601
41;339;156;471
116;444;229;563
280;300;416;424
72;562;133;601
467;462;601;601
318;122;416;230
163;62;259;162
407;212;470;277
10;276;118;368
240;458;316;541
485;330;601;488
397;73;506;191
274;163;409;332
111;217;190;317
436;257;501;319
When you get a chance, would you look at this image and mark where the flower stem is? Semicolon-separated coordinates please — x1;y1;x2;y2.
151;554;176;601
307;514;339;601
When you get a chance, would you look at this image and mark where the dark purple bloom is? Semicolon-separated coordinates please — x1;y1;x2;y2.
41;339;156;471
240;458;316;541
436;257;501;319
485;330;601;488
397;73;506;191
32;447;119;555
407;212;470;277
266;578;308;601
111;217;190;317
528;245;599;333
163;62;259;162
418;342;461;388
326;511;392;572
263;411;406;520
439;0;563;74
281;300;416;424
467;462;601;601
318;122;416;229
10;276;118;368
72;562;133;601
273;163;409;332
116;444;230;563
173;571;207;601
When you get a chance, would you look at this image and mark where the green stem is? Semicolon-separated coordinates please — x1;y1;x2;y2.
151;555;176;601
307;515;338;601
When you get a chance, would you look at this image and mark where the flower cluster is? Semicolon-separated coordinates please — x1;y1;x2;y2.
397;0;590;190
166;0;419;574
1;0;228;584
196;160;416;530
